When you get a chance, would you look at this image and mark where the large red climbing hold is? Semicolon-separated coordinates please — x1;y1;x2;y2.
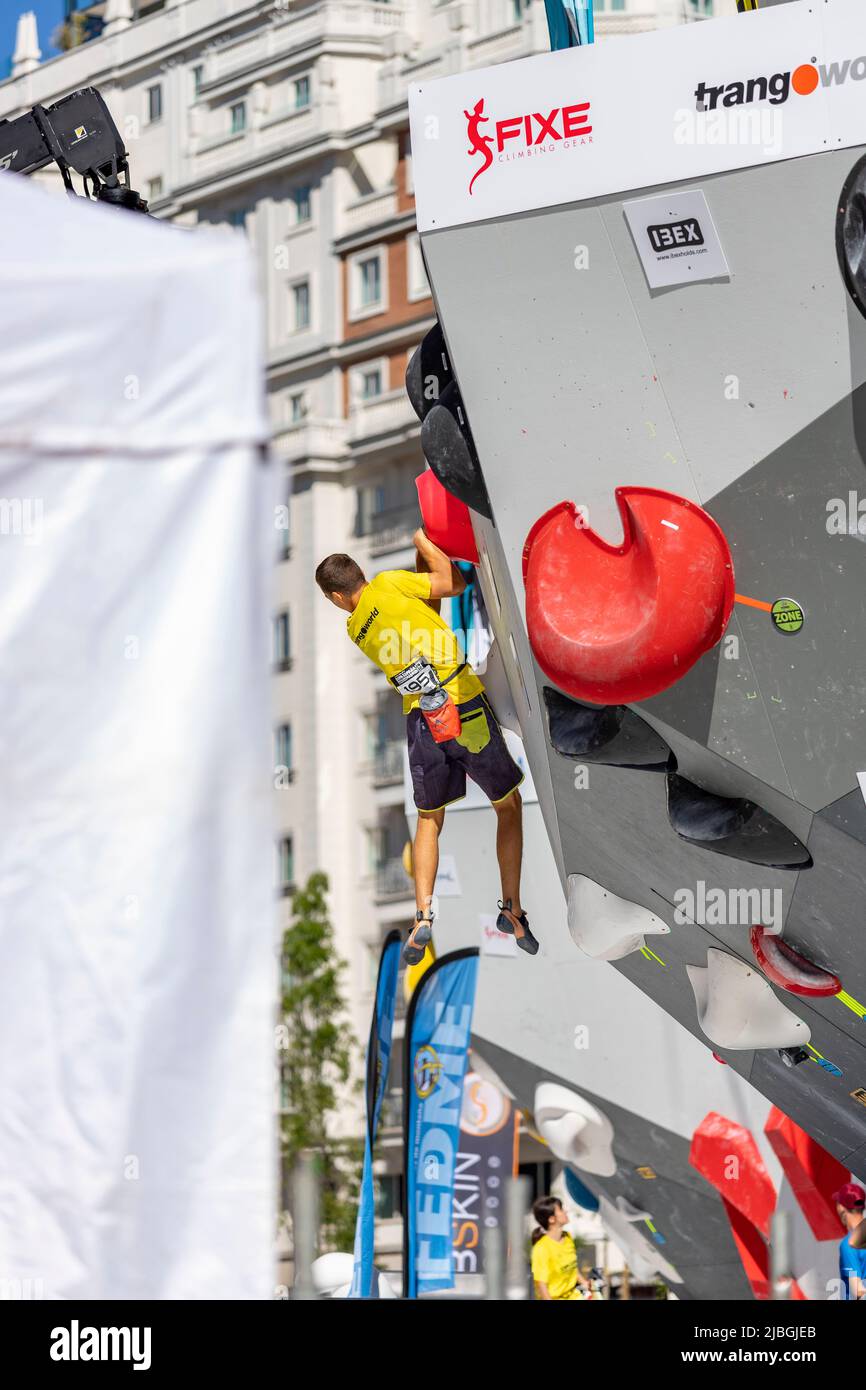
522;488;735;705
764;1107;851;1241
690;1110;777;1299
722;1198;771;1300
689;1111;776;1237
750;926;842;998
416;468;479;565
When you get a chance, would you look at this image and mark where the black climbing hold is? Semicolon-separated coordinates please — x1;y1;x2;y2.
420;381;492;520
836;151;866;321
778;1046;811;1070
543;687;671;769
406;321;453;421
666;773;812;869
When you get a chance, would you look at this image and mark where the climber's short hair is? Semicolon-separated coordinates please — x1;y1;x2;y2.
315;553;366;597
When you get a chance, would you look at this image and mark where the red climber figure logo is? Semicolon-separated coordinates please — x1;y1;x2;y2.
465;98;492;195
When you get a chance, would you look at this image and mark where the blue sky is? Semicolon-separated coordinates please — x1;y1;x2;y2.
0;2;65;78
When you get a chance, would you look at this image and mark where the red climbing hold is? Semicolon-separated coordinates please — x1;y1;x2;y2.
416;468;479;565
522;488;734;705
750;926;842;998
722;1198;771;1300
764;1107;851;1241
689;1111;776;1237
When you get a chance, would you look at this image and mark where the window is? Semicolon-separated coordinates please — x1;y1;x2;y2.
290;392;307;423
273;611;291;668
359;256;381;307
147;84;163;124
147;176;164;202
365;705;388;761
276;497;291;557
292;280;311;332
294;75;311;110
350;359;387;407
192;64;204;96
407;233;429;302
293;186;312;224
349;247;387;319
230;101;246;135
277;836;295;893
364;825;382;875
361;367;382;400
275;724;293;773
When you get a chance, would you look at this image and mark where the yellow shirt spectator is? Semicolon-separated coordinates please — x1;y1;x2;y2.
531;1232;583;1301
346;568;483;714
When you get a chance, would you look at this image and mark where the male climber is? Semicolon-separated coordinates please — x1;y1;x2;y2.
316;530;537;965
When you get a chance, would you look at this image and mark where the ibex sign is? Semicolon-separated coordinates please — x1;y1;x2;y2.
623;188;730;290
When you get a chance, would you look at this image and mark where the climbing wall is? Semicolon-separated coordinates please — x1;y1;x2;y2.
410;1;866;1180
433;797;846;1300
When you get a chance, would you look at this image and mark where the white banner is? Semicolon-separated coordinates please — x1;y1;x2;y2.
0;175;275;1299
410;0;866;233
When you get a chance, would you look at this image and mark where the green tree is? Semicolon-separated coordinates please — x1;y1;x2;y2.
280;871;362;1252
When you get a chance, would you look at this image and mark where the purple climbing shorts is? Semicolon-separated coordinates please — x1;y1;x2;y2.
406;692;524;813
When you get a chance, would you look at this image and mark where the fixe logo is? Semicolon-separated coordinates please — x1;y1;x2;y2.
465;96;592;194
50;1320;152;1371
694;52;866;111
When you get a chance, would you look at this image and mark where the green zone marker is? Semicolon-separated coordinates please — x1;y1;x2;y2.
771;597;804;634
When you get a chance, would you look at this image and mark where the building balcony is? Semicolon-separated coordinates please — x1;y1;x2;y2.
273;418;348;466
375;855;413;902
372;739;404;785
466;22;537;70
341;187;399;238
206;0;408;92
361;502;419;556
189;102;328;182
347;390;418;448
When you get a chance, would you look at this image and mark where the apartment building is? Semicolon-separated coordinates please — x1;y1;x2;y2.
1;0;726;1219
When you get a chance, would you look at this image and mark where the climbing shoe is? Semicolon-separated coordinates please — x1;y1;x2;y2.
496;899;539;956
403;909;434;966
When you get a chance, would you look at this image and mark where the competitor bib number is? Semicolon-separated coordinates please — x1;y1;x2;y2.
393;657;439;697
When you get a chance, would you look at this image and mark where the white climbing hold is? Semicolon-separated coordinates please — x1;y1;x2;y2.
687;947;811;1051
616;1195;653;1223
567;874;670;961
597;1194;683;1285
533;1081;617;1177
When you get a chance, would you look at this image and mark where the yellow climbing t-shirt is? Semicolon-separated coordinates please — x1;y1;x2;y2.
531;1233;582;1301
346;569;483;714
